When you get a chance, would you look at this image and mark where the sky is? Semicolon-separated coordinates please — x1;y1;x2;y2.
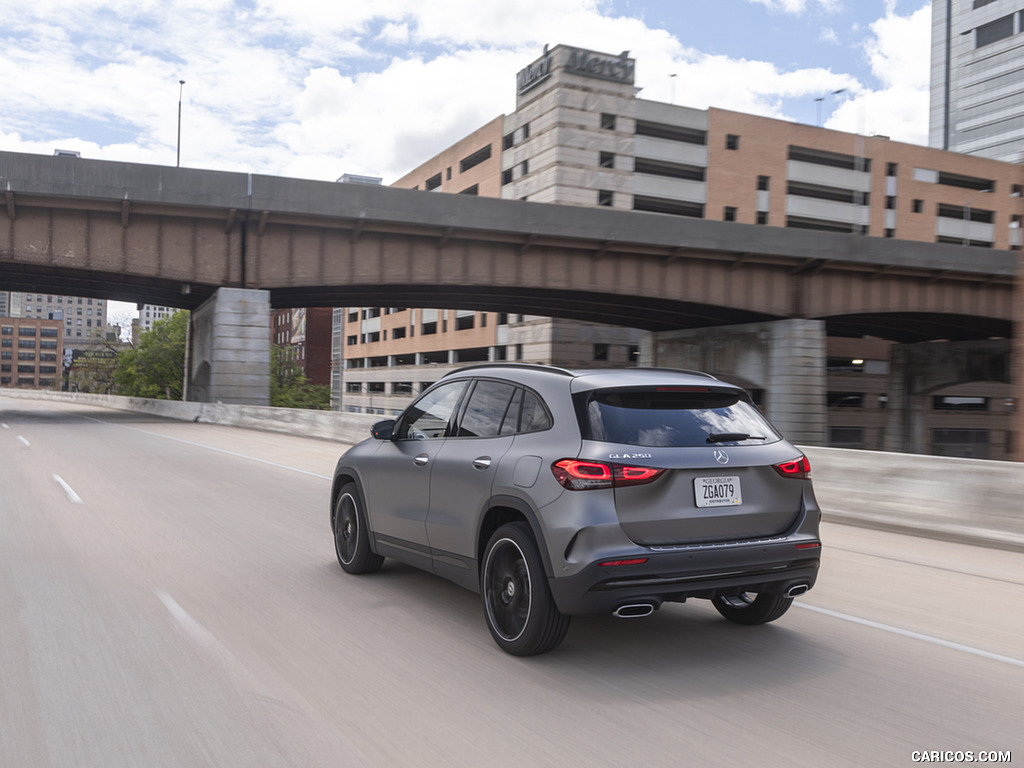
0;0;933;321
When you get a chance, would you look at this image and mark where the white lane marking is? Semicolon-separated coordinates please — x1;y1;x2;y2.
53;474;84;504
81;416;331;480
795;602;1024;669
17;435;30;447
157;591;226;651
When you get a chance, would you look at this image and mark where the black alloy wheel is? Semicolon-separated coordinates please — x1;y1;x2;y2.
712;592;793;625
481;522;570;656
333;482;384;575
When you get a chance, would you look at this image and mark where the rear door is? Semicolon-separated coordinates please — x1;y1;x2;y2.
426;379;518;578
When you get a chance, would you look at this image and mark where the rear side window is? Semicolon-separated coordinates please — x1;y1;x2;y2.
458;380;519;437
576;387;780;447
456;380;554;437
519;390;553;433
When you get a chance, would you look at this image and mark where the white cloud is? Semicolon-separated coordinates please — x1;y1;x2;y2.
825;2;931;144
746;0;840;13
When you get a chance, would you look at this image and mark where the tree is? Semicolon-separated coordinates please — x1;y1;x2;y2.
270;344;331;410
113;311;188;399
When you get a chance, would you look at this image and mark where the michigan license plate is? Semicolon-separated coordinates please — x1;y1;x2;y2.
695;476;742;508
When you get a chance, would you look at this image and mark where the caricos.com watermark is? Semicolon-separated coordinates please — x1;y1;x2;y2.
911;752;1011;763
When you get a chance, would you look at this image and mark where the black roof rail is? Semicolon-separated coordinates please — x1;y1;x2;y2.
440;362;577;379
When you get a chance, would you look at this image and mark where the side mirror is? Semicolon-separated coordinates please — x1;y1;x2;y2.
371;419;396;440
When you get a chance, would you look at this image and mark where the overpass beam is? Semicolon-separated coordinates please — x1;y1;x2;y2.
187;287;270;405
640;319;828;446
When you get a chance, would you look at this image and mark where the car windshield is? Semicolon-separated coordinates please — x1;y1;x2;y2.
576;387;781;447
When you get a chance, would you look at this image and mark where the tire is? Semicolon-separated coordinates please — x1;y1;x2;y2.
712;592;793;625
481;522;570;656
332;482;384;575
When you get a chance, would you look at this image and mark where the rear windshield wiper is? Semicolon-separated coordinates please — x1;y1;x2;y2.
706;432;767;443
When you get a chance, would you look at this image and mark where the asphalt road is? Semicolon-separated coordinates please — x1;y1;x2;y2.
1;397;1020;768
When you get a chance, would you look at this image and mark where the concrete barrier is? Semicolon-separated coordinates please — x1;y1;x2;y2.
3;389;1022;551
802;446;1024;551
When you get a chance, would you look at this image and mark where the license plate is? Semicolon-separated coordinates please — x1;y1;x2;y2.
695;476;742;508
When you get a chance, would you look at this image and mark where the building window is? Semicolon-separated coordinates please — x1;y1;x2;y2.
933;396;988;411
421;321;437;335
634;158;704;181
599;151;615;169
593;344;609;361
912;199;923;213
828;392;865;408
976;14;1014;48
885;229;895;238
446;167;452;180
503;132;514;150
886;162;898;176
723;206;736;222
931;429;989;459
756;211;768;225
885;196;896;210
725;134;740;150
598;190;614;207
425;173;442;191
501;168;513;186
757;175;769;191
459;184;479;195
519;160;529;177
635;120;706;145
455;315;475;331
392;326;406;340
459;145;492;173
600;113;616;130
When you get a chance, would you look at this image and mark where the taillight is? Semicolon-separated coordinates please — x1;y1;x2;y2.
774;455;811;479
552;459;665;490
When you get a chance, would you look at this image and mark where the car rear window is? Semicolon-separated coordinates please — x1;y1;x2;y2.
576;387;781;447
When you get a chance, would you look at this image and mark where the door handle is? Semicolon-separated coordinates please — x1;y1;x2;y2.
472;457;492;470
414;454;430;466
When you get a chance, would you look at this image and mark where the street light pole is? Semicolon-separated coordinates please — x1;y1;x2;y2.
176;80;185;168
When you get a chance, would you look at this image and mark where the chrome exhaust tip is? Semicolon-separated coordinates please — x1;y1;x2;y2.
613;603;656;618
785;584;809;598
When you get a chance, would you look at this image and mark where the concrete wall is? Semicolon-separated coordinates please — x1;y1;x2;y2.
3;389;1021;551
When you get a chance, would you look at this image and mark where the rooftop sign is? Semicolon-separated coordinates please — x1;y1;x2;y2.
564;47;634;86
517;45;636;96
516;45;552;94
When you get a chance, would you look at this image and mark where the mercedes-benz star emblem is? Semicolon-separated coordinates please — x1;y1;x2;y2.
713;449;729;464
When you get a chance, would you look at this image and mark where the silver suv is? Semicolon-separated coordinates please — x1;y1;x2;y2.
330;364;821;655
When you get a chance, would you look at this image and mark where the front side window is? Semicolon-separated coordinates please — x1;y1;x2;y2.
396;381;468;439
576;387;780;447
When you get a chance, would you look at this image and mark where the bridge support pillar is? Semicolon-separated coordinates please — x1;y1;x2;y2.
883;338;1012;457
186;287;271;405
641;319;827;445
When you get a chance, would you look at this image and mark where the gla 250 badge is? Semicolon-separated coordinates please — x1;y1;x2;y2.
608;453;653;460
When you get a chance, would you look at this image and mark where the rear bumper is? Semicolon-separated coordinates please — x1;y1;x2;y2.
548;538;820;616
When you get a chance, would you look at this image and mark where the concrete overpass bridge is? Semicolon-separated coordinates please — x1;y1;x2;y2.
1;151;1019;452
